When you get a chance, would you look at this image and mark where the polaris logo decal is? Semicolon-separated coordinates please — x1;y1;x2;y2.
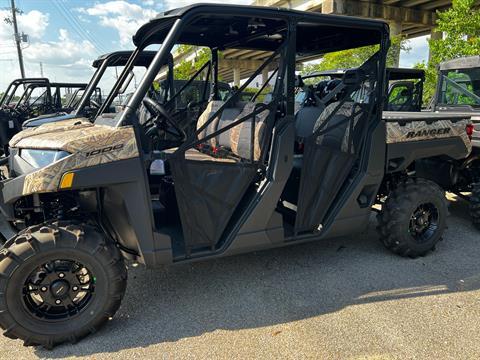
406;128;451;139
85;143;124;157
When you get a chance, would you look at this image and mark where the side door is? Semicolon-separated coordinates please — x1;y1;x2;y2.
294;56;382;234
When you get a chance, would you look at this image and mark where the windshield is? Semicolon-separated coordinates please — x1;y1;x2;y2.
1;83;27;108
439;68;480;107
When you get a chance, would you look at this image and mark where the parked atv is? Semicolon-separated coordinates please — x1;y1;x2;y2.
0;4;472;348
414;56;480;228
0;79;88;154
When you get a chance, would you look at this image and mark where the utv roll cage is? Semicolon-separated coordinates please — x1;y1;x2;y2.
0;78;50;108
21;51;161;130
432;55;480;111
0;80;88;153
7;81;88;112
75;51;160;117
82;4;388;261
119;4;386;125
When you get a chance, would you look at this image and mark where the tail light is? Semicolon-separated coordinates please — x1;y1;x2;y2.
466;124;474;140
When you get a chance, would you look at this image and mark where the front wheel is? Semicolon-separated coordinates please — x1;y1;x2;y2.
377;178;448;258
0;222;127;348
470;183;480;230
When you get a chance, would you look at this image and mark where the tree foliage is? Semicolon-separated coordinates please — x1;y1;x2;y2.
419;0;480;103
429;0;480;64
301;35;410;74
174;46;218;80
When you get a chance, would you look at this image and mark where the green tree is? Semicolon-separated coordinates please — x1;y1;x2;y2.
429;0;480;64
418;0;480;103
413;61;439;105
174;46;219;80
301;35;410;74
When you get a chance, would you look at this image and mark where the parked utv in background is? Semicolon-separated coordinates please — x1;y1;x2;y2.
0;79;88;154
21;51;158;129
1;78;49;109
415;56;480;228
21;51;231;143
0;4;472;348
297;67;425;112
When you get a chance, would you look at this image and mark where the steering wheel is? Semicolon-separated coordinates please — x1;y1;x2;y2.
90;99;101;109
142;97;186;141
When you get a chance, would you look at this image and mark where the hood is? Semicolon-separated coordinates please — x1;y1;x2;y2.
9;118;140;196
10;118;93;150
22;112;75;128
9;118;138;156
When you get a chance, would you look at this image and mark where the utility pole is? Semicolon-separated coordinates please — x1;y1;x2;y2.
40;62;44;77
10;0;25;79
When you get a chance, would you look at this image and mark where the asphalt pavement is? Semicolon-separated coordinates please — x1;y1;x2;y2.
0;194;479;359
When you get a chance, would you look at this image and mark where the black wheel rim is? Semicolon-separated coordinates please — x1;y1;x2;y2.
409;202;439;243
22;259;95;321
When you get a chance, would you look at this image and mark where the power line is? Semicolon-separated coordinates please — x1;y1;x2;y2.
50;0;109;55
57;1;109;54
51;1;100;52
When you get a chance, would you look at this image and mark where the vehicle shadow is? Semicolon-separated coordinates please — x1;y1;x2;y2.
35;210;480;358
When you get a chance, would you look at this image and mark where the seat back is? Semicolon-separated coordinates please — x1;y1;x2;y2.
314;101;365;153
196;100;224;145
229;102;270;161
195;101;271;162
216;106;243;148
295;106;324;139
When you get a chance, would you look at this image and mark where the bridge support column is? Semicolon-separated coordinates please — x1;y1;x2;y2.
262;69;269;86
233;67;241;87
389;21;402;67
321;0;346;14
429;28;442;62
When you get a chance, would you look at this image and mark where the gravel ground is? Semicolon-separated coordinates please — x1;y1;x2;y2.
0;195;479;359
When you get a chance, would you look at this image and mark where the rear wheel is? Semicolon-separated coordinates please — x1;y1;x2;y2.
0;222;127;349
377;178;448;258
470;183;480;230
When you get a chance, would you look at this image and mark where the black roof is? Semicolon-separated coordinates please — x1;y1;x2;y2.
440;56;480;71
303;67;424;81
133;3;388;55
6;78;50;86
48;83;88;88
92;51;157;68
4;79;87;89
20;82;88;89
386;68;425;81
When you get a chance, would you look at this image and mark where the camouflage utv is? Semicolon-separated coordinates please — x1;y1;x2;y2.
0;4;472;349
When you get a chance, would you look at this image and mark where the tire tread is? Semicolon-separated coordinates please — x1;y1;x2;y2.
0;222;127;349
376;178;448;258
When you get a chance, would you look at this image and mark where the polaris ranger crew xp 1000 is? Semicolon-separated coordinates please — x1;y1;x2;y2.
0;4;472;348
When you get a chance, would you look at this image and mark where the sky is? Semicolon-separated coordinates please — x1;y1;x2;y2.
0;0;429;91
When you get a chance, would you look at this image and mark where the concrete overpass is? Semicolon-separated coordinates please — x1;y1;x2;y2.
160;0;480;85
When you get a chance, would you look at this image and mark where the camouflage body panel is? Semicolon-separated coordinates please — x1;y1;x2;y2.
386;118;472;153
11;119;139;195
9;118;93;148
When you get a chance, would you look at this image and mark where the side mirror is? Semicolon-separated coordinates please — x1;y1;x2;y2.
342;69;366;86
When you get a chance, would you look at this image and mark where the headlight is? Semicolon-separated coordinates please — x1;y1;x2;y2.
20;149;70;168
